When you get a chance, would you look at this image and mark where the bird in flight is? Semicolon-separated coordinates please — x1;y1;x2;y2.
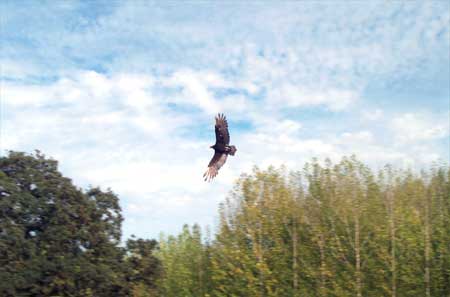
203;113;237;182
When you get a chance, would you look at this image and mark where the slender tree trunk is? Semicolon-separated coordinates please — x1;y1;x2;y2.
436;182;448;297
388;190;397;297
199;251;204;297
425;189;431;297
318;232;326;296
292;220;299;296
255;182;265;297
355;211;362;297
258;225;265;297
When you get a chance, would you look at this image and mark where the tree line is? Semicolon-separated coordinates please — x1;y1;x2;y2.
157;157;449;297
1;151;449;296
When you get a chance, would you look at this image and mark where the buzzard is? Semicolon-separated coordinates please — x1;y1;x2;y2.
203;113;237;182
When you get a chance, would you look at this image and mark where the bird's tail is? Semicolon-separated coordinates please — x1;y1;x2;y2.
229;145;237;156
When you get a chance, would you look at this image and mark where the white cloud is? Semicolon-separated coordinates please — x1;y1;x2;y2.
392;113;449;143
165;69;221;115
2;1;448;239
163;69;257;115
362;109;383;121
2;70;243;238
339;131;374;144
3;69;448;239
267;85;359;111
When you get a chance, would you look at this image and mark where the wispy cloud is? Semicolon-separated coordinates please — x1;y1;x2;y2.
1;1;449;239
392;112;449;143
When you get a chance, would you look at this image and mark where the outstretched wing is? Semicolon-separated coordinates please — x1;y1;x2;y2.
203;152;228;182
215;113;230;145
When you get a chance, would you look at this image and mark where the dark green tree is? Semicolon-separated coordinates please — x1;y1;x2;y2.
0;151;160;296
125;237;161;296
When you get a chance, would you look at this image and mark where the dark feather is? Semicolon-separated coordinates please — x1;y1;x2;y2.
215;113;230;145
207;151;223;167
203;153;228;182
204;113;236;182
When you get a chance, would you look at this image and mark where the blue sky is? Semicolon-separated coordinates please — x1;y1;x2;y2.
1;1;449;240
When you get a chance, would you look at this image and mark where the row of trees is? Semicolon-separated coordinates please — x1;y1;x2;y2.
157;157;450;297
1;151;449;296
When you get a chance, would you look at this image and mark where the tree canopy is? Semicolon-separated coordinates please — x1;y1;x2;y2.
1;151;449;296
158;158;450;297
0;151;160;297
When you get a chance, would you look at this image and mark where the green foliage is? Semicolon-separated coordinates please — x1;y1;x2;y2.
125;237;161;296
2;151;448;296
157;157;450;297
0;151;161;296
157;224;212;297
